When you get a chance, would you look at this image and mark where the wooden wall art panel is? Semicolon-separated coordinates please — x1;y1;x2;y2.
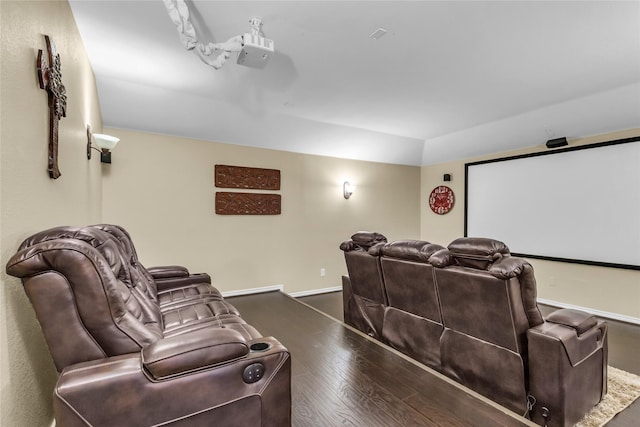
215;192;281;215
215;165;281;190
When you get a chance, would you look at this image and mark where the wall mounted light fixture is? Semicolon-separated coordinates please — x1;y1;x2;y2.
343;181;356;199
87;125;119;164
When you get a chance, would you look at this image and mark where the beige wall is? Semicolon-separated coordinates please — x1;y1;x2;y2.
102;128;421;295
421;128;640;319
0;1;103;425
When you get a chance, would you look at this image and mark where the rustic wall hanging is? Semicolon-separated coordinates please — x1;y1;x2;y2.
215;164;280;190
215;192;281;215
37;35;67;179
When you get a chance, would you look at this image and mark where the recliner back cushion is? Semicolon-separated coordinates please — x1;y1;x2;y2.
380;256;444;368
343;251;386;304
381;258;440;322
435;267;529;352
75;232;164;343
91;224;159;299
489;257;544;328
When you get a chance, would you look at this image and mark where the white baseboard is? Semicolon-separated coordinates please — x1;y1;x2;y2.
288;286;342;298
221;284;284;298
537;298;640;325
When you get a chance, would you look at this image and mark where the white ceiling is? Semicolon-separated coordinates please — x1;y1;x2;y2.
69;0;640;166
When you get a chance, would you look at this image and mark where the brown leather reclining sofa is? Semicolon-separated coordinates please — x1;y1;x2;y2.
341;231;607;427
6;225;291;427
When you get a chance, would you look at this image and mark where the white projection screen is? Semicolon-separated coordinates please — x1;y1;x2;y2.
465;137;640;270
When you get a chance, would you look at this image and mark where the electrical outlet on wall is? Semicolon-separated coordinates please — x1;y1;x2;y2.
320;268;326;277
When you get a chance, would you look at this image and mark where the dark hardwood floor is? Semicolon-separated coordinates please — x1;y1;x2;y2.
229;291;535;427
298;291;640;427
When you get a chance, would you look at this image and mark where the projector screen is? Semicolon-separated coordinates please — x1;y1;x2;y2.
465;137;640;270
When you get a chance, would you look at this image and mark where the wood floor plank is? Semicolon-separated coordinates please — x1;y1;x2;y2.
291;372;342;427
404;387;522;427
305;338;435;426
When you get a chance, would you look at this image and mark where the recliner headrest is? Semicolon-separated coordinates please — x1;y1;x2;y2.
447;237;510;269
91;224;138;264
18;226;86;251
339;240;358;252
340;231;387;252
428;248;452;267
10;233;125;282
380;240;445;263
17;225;132;284
351;231;387;248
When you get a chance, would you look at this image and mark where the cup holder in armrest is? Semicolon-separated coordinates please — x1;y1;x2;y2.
250;342;271;352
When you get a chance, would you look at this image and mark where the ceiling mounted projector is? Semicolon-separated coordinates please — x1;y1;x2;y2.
164;0;275;70
237;18;274;69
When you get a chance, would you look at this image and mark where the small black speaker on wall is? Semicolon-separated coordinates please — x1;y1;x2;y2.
546;137;568;149
443;173;451;182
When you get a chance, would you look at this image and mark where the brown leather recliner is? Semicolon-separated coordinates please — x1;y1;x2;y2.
90;224;218;297
6;225;291;427
341;233;607;427
379;239;446;369
89;223;226;313
339;231;388;339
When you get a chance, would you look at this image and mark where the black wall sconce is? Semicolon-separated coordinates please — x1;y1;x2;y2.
87;125;119;163
443;173;452;182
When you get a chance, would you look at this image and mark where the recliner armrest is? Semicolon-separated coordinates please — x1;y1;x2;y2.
148;265;190;279
142;329;249;380
545;308;597;336
527;317;607;426
529;317;606;366
54;338;291;426
154;273;213;291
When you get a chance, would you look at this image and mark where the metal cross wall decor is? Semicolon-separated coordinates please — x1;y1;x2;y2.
37;35;67;179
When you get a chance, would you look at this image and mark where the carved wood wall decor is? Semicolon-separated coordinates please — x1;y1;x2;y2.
37;35;67;179
215;192;281;215
215;165;280;190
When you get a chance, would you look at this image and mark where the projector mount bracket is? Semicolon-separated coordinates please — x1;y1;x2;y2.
163;0;274;70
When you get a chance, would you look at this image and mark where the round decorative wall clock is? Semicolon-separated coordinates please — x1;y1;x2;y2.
429;186;455;215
